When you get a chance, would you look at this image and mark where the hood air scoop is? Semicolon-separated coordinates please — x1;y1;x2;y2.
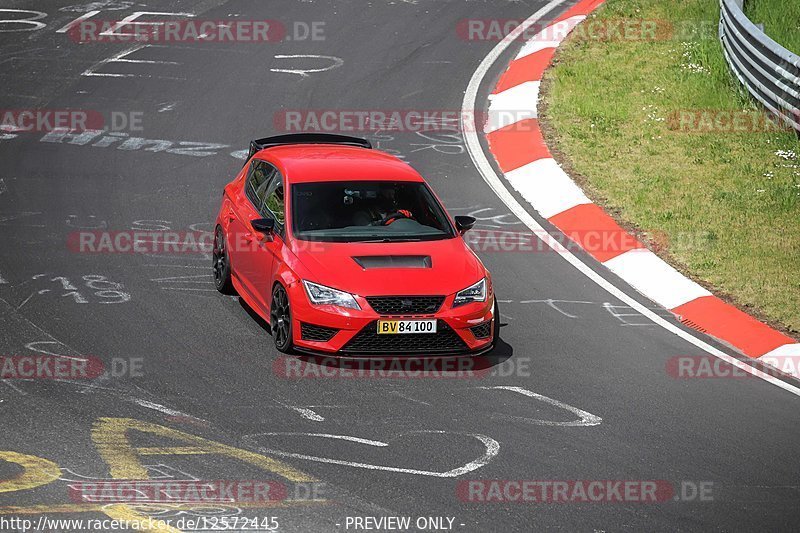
352;255;432;270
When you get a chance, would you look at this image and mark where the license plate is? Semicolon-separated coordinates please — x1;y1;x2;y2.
377;319;437;335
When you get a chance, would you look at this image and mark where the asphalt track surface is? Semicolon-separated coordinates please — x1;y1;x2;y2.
0;1;799;532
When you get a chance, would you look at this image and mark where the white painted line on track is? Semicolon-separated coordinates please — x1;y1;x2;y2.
461;0;800;397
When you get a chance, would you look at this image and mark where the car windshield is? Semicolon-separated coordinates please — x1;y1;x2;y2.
292;181;455;242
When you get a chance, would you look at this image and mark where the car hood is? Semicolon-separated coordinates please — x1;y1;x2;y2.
291;237;485;297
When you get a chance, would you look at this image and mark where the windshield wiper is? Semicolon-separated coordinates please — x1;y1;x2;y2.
356;237;425;243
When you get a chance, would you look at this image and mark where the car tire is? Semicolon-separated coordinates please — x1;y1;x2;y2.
212;225;235;294
270;284;294;354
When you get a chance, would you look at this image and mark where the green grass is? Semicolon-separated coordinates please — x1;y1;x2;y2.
745;0;800;55
542;0;800;334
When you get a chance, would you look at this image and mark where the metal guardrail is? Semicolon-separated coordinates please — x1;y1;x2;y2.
719;0;800;132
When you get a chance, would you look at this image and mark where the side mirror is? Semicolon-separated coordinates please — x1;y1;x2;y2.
251;217;275;234
454;215;476;235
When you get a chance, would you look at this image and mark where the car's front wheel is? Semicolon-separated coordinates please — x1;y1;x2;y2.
212;226;234;294
270;284;294;354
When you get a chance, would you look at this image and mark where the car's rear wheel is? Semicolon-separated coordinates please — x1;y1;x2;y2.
270;284;294;353
212;226;234;294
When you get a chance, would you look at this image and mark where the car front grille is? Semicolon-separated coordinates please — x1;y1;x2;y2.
341;320;467;354
365;296;445;315
470;321;492;339
300;323;339;342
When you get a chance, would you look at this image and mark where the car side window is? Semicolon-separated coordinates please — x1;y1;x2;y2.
245;160;275;209
263;173;286;228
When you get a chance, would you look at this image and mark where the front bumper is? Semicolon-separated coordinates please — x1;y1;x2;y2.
288;283;496;357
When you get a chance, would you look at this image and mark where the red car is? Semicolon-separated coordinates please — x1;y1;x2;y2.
213;134;497;356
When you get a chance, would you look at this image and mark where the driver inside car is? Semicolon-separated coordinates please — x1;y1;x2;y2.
351;188;415;226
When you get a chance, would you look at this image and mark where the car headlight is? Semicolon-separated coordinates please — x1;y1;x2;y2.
453;278;486;307
302;280;361;310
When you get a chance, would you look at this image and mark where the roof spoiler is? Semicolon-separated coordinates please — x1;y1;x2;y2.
246;133;372;163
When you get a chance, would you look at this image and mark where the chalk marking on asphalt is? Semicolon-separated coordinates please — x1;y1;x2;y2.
603;302;655;326
278;403;325;422
477;386;602;427
60;464;199;483
82;44;186;80
82;44;147;77
390;391;432;406
0;178;6;195
55;10;101;33
98;504;183;532
0;500;326;516
16;289;46;310
160;287;217;292
519;298;594;319
0;211;43;226
25;341;89;362
461;0;800;398
143;265;208;269
245;431;499;478
256;432;387;447
270;54;344;77
92;418;315;482
127;398;202;420
1;379;26;395
0;452;61;493
150;274;212;282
